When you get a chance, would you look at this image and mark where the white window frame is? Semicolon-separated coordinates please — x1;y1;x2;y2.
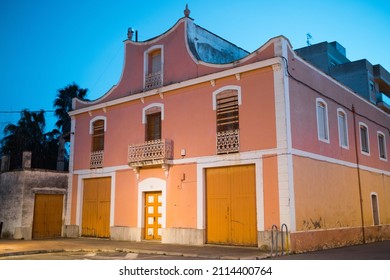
337;108;349;149
370;192;380;226
377;131;387;161
359;122;370;156
316;98;329;143
212;85;242;110
89;116;107;134
142;103;164;124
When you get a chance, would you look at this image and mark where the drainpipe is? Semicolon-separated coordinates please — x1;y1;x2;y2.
352;105;366;244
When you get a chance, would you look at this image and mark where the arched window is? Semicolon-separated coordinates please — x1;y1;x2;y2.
92;119;105;152
337;108;349;148
89;116;106;169
371;193;379;226
377;131;387;161
144;45;163;90
316;98;329;143
213;86;241;154
359;122;370;155
142;103;164;141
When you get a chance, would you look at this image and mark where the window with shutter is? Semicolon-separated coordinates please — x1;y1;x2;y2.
146;112;161;141
92;120;105;151
216;90;239;154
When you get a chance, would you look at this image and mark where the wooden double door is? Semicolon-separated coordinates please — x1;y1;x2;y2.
206;165;257;246
82;177;111;238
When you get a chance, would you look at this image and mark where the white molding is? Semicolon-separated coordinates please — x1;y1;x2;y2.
137;178;167;231
69;58;282;116
316;97;330;143
370;192;380;226
196;151;265;231
65;117;76;225
377;131;388;161
280;40;296;231
359;122;370;156
76;172;116;232
291;148;390;176
142;103;164;124
337;108;349;149
212;85;242;110
89;115;107;134
143;45;164;89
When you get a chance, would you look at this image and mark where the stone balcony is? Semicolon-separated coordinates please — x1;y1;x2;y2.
144;71;162;91
128;139;173;169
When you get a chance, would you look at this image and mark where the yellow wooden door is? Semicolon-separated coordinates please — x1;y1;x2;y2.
32;194;63;239
82;177;111;238
230;165;257;245
144;191;162;240
206;165;257;246
206;167;230;244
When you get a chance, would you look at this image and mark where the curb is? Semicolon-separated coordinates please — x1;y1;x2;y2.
0;247;269;260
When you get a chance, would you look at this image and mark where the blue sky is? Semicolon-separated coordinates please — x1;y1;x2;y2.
1;0;389;136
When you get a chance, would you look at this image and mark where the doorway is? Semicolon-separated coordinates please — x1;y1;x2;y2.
144;191;162;240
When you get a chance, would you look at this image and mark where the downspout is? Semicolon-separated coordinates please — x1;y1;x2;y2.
352;105;366;244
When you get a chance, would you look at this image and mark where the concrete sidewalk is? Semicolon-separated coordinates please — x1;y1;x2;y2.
0;238;270;260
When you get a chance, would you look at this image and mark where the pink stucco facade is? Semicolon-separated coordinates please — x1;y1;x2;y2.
65;14;390;252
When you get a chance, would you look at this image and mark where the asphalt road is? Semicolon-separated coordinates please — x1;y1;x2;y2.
1;240;389;260
272;240;390;260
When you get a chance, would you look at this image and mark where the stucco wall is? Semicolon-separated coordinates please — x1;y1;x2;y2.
0;169;68;239
292;155;390;252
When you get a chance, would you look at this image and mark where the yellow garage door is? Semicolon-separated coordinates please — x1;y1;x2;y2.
82;177;111;238
206;165;257;246
32;194;63;239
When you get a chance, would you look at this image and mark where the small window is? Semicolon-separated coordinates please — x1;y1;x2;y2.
378;132;387;160
92;120;105;152
371;194;379;226
316;98;329;142
359;123;370;155
337;109;348;148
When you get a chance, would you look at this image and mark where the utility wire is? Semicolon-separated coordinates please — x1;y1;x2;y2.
280;56;390;134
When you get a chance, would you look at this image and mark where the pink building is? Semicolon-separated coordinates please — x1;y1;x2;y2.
65;8;390;252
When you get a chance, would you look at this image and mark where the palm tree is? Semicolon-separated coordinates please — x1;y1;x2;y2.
53;83;88;135
0;109;52;169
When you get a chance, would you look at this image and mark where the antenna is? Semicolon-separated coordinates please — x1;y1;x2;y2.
306;33;312;46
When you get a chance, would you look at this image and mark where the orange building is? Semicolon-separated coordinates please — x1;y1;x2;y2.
64;8;390;252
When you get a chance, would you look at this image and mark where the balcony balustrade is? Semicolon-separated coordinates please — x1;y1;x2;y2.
144;71;162;90
217;129;240;154
90;150;104;169
128;139;173;168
